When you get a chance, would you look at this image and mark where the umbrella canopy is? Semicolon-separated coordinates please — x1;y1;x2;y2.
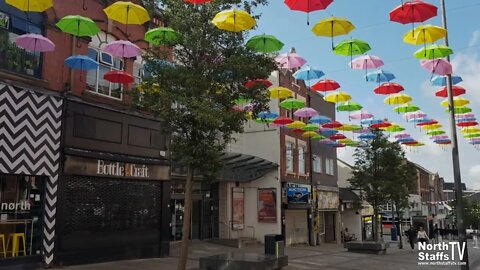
336;124;361;132
309;115;331;124
334;39;371;58
103;70;134;84
403;24;447;45
427;130;446;136
312;134;326;140
457;121;478;127
350;111;373;120
294;107;318;117
414;44;453;59
5;0;52;12
273;116;294;125
374;82;405;95
422;123;442;130
104;1;150;25
302;124;320;131
330;134;347;140
370;121;392;129
269;87;293;99
245;79;272;89
311;17;355;48
104;40;141;58
246;34;284;53
324;91;352;103
303;131;319;138
395;132;411;139
15;34;55;52
445;106;472;114
337;101;363;112
56;15;100;37
384;93;413;105
435;86;466;97
358;133;376;140
350;55;384;70
361;118;383;125
311;79;340;92
322;121;343;129
275;52;307;69
145;27;180;45
440;97;469;107
393;103;420;114
366;69;396;83
354;127;370;134
456;113;475;120
389;0;438;24
286;121;306;129
319;128;339;136
417;119;438;126
397;137;415;143
258;111;279;119
384;125;405;132
293;66;325;81
431;75;462;86
460;127;480;134
184;0;213;3
212;9;256;32
464;133;480;139
420;59;452;75
280;98;306;109
64;55;99;70
404;111;427;120
284;0;333;25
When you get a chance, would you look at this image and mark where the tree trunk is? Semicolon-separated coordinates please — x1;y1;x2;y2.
177;165;194;270
396;208;403;249
373;207;379;242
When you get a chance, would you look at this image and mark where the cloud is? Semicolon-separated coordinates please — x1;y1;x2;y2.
468;30;480;47
468;165;480;189
450;50;480;107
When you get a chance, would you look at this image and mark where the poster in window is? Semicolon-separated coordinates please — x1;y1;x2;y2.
317;190;339;210
286;183;310;204
258;188;277;222
232;187;244;230
0;12;9;30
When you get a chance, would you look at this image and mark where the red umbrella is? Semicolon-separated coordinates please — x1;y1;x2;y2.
322;120;343;129
457;121;478;127
311;79;340;92
374;82;405;95
417;120;438;126
245;79;272;89
435;86;466;98
436;141;451;145
184;0;212;3
293;128;304;133
389;1;438;25
370;121;392;129
273;116;294;125
330;134;346;140
284;0;334;25
403;141;419;145
103;70;134;84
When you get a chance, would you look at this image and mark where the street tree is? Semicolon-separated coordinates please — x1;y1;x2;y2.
449;197;480;230
133;1;275;269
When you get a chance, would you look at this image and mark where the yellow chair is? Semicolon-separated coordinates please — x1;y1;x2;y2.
0;234;6;258
6;233;26;257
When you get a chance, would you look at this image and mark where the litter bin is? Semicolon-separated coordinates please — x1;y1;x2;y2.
265;234;285;257
391;226;398;241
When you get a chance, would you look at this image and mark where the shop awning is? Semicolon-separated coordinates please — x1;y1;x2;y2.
339;188;360;203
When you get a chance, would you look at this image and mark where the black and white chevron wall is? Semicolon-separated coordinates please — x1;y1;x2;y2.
0;83;62;266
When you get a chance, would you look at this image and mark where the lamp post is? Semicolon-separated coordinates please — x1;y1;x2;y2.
440;0;469;269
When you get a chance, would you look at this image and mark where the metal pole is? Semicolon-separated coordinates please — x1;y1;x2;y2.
440;1;469;269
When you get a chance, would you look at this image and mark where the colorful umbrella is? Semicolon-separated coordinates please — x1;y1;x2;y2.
440;97;469;107
330;134;347;140
374;82;405;95
337;124;361;132
427;130;446;136
312;134;326;140
457;117;476;123
294;107;318;117
389;1;438;25
431;135;449;140
431;75;462;86
145;27;180;45
384;93;413;105
5;0;52;12
361;118;383;125
273;116;294;125
311;79;340;92
350;55;384;70
280;98;306;109
366;69;396;83
275;52;307;69
457;121;478;127
64;55;98;70
284;0;334;25
302;124;320;131
269;87;293;99
456;113;475;120
258;111;279;119
358;133;375;140
414;44;453;59
103;70;134;84
353;127;370;134
105;40;141;58
309;115;331;124
286;121;306;129
464;133;480;139
246;34;284;53
337;101;363;112
15;34;55;52
311;17;355;49
435;139;451;145
256;117;274;124
303;131;319;138
324;91;352;103
403;24;447;45
445;106;472;114
245;79;272;89
384;125;405;133
395;132;411;139
404;111;427;120
184;0;213;4
322;121;343;129
56;15;100;37
397;137;415;143
350;111;373;120
212;9;256;32
370;121;392;129
334;39;371;64
319;128;339;136
104;1;150;25
417;119;438;126
420;59;452;75
460;127;480;134
435;86;466;97
293;66;325;82
393;103;420;114
422;123;442;130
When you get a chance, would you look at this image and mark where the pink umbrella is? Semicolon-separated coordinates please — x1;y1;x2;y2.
432;135;449;140
350;110;374;120
403;111;427;120
294;107;318;118
275;53;307;69
350;55;384;70
456;113;475;119
394;132;411;139
420;59;452;76
105;40;141;58
15;34;55;52
353;127;370;134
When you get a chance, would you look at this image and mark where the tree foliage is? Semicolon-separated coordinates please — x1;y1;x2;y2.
449;197;480;229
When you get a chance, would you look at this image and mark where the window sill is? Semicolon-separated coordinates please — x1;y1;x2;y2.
0;69;48;88
84;90;123;101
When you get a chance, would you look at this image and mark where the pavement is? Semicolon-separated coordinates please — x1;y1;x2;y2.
49;239;480;270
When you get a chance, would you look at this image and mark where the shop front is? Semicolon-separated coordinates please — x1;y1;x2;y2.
283;183;311;246
316;186;340;243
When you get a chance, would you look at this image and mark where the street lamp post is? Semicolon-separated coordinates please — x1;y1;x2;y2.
440;0;469;269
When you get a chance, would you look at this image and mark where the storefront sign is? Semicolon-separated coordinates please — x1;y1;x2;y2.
0;12;9;30
258;188;277;222
286;183;310;204
232;187;244;230
1;201;31;212
317;190;339;210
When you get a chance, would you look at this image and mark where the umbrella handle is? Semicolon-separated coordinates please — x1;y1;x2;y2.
83;0;88;11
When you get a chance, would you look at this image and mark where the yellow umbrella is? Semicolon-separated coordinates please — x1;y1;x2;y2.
461;127;480;134
269;87;293;99
409;142;425;147
403;25;447;45
286;121;306;129
324;91;352;103
104;1;150;25
302;131;318;138
339;138;354;144
311;17;355;49
5;0;52;12
336;124;360;131
422;123;442;130
384;93;412;105
440;97;470;107
212;9;256;32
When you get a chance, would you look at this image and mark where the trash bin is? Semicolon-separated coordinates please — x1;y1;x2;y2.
265;234;285;257
391;226;398;241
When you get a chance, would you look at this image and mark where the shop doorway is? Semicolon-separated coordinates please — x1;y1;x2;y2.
325;212;336;242
170;199;204;240
285;209;308;245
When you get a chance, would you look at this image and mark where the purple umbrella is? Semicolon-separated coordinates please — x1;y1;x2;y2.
350;110;374;120
350;55;384;70
105;40;141;58
15;34;55;52
394;132;411;139
432;135;449;140
404;111;427;120
294;107;318;118
420;59;452;76
353;127;370;134
275;52;307;69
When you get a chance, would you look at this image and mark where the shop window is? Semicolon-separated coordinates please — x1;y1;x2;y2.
298;146;305;174
86;47;123;100
313;155;322;173
326;158;335;175
286;142;294;172
0;175;45;258
133;62;143;87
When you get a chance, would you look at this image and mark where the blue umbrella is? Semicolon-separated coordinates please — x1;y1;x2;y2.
431;75;463;86
409;117;429;123
397;137;414;143
309;115;331;124
65;55;98;70
358;133;375;140
365;69;395;83
319;128;338;136
361;118;383;125
293;66;325;87
434;139;451;144
469;140;480;145
457;117;476;122
258;111;279;119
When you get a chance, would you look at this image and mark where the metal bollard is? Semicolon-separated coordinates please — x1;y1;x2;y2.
474;235;479;249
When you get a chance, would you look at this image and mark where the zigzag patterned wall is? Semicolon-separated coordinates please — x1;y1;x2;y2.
0;83;62;266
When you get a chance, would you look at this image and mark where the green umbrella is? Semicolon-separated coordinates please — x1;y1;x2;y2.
464;133;480;139
385;126;405;132
336;101;363;112
334;38;371;65
393;103;420;114
414;44;453;59
145;27;180;45
312;134;326;140
246;34;284;53
280;98;305;109
427;130;446;136
56;15;100;37
445;106;472;114
349;124;362;131
302;124;320;131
